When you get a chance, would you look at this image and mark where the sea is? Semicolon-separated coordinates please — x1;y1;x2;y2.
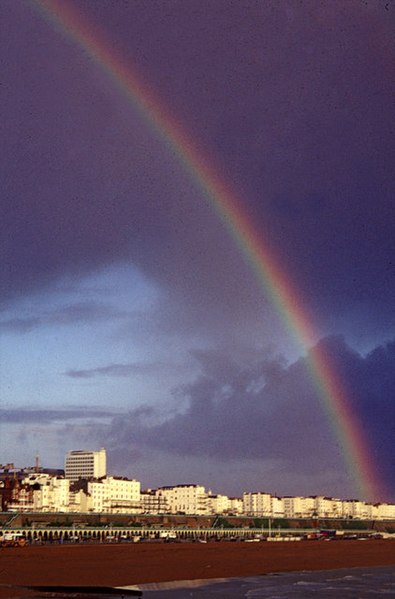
133;566;395;598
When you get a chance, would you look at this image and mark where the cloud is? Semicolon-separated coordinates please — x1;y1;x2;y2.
64;361;173;379
0;407;118;424
103;336;395;500
0;317;41;333
0;301;128;334
47;301;128;324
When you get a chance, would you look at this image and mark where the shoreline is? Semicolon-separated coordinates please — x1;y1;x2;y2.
0;540;394;597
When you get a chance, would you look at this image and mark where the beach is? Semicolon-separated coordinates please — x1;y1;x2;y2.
0;539;394;597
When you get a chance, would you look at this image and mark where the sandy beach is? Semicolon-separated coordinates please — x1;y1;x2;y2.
0;539;394;597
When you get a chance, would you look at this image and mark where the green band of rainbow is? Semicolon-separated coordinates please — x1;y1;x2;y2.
32;0;384;501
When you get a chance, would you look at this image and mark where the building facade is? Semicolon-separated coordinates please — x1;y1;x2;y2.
65;448;106;482
243;492;272;516
87;476;140;513
157;485;208;515
32;477;70;512
207;493;231;515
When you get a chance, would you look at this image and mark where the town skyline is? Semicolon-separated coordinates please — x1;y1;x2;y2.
1;448;393;509
1;450;395;521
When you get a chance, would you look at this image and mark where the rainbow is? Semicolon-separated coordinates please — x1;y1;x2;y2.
32;0;383;501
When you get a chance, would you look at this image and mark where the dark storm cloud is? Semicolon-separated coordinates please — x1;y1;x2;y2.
105;336;395;499
323;337;395;480
1;1;393;338
107;345;332;467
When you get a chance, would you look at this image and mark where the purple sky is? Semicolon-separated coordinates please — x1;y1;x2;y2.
1;0;394;501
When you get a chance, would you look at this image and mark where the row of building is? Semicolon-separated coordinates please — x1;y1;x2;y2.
1;449;394;520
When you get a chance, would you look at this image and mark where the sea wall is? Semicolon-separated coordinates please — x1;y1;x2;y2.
0;511;394;533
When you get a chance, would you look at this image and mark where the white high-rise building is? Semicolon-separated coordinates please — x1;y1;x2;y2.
65;448;106;482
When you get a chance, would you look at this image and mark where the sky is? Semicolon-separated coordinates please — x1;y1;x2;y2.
1;0;394;503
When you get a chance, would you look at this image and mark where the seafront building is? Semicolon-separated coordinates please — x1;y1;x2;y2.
228;496;244;514
0;451;394;519
87;476;141;513
271;496;285;517
140;488;165;514
32;476;70;512
207;493;233;515
156;484;208;515
243;492;272;516
65;448;107;482
283;495;315;518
